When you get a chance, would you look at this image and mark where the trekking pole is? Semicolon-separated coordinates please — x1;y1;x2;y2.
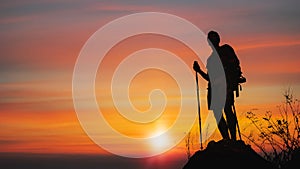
195;71;203;150
232;103;242;140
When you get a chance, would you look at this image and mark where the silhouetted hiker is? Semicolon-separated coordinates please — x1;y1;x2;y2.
193;30;245;140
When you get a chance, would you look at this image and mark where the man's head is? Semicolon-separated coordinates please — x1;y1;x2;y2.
207;30;220;47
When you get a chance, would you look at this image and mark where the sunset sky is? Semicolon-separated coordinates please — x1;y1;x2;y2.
0;0;300;168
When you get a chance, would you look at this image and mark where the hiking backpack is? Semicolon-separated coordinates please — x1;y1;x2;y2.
219;44;246;97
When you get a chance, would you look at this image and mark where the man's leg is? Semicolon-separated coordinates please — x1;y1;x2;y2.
213;109;230;140
224;92;237;140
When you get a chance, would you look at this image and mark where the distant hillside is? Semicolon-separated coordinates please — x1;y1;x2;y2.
182;139;275;169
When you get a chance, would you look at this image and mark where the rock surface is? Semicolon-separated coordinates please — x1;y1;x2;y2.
182;139;275;169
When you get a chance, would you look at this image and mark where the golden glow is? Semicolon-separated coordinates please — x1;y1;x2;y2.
1;3;299;161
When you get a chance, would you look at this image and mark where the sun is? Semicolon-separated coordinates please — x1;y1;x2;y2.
149;127;170;151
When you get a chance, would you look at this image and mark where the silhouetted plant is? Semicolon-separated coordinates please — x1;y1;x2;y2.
184;123;212;160
185;131;193;160
244;89;300;168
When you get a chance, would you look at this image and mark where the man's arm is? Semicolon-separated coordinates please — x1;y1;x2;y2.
193;61;209;81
